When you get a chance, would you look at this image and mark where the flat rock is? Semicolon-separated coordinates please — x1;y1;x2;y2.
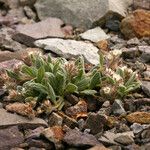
0;27;26;51
35;38;100;65
0;126;24;150
0;108;48;129
0;59;24;72
34;0;131;29
126;112;150;124
80;27;110;43
114;134;134;145
63;129;100;147
141;81;150;97
13;17;73;46
98;131;134;146
120;9;150;39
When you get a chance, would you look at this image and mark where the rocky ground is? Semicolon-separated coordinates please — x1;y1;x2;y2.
0;0;150;150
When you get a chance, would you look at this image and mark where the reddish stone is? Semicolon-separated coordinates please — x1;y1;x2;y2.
121;9;150;39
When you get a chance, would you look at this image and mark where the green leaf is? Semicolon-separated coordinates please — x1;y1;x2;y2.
80;89;97;95
21;65;37;78
47;53;52;63
55;72;66;95
75;77;90;91
116;68;124;78
125;72;136;87
45;72;56;90
36;66;45;83
106;76;116;85
6;70;20;80
65;83;78;94
90;72;100;89
45;82;56;104
27;82;47;94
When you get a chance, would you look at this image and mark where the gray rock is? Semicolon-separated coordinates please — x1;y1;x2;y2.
143;71;150;79
63;129;100;147
48;112;63;127
35;38;99;65
98;131;134;146
139;46;150;63
34;0;132;29
0;108;48;129
13;18;73;47
0;126;24;150
131;123;150;134
25;127;45;139
122;47;139;59
84;112;107;134
141;81;150;97
127;37;140;46
114;134;134;145
111;99;126;116
0;27;26;51
141;128;150;139
80;27;110;43
105;19;120;32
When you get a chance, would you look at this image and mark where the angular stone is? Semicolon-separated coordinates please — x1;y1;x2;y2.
126;112;150;124
35;38;99;65
6;102;35;118
63;129;100;147
111;99;126;116
98;131;134;146
13;17;73;46
0;27;26;51
42;126;64;149
25;127;45;139
65;100;87;119
0;59;24;72
139;46;150;63
48;112;63;127
114;134;134;145
34;0;131;29
0;48;42;63
141;81;150;97
0;126;24;150
84;113;107;134
120;9;150;39
0;108;48;129
80;27;110;43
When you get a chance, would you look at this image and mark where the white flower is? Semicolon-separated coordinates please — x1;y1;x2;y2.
111;49;122;56
112;73;122;82
127;68;133;74
105;68;114;75
107;53;113;60
102;87;111;94
120;66;127;71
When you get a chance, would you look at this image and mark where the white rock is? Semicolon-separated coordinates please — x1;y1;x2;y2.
34;0;132;29
35;38;99;65
80;27;110;42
